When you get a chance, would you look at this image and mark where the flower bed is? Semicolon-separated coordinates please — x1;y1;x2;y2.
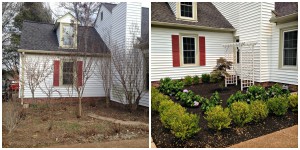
152;77;298;148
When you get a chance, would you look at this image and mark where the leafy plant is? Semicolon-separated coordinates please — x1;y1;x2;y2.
250;100;269;122
227;91;247;106
193;75;200;85
184;75;193;86
267;83;290;98
158;77;185;96
158;99;175;114
201;74;210;83
160;102;186;128
229;101;252;127
267;96;289;116
201;92;222;112
246;85;267;101
205;105;231;131
210;57;233;83
288;94;298;112
175;90;202;107
151;87;169;111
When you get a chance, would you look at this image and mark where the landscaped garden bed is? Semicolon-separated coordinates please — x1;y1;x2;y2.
151;76;298;148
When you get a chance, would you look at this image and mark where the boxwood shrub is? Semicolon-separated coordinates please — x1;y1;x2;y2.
267;96;289;116
288;94;298;112
193;75;200;85
205;105;231;131
229;101;252;127
184;75;193;86
201;74;210;83
158;77;185;96
250;100;268;122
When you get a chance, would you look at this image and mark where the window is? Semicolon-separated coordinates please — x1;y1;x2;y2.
283;30;297;66
63;62;74;85
236;39;240;63
182;37;196;64
63;25;74;46
101;12;103;21
180;2;193;18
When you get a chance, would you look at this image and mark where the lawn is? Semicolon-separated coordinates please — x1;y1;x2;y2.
151;78;298;148
2;100;148;148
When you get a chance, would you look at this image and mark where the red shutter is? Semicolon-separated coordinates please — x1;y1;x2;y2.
199;36;206;66
53;60;60;86
77;61;83;86
172;35;180;67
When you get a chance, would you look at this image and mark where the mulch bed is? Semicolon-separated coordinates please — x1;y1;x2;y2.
151;83;298;148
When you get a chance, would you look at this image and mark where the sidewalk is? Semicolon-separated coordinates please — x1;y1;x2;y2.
230;125;298;148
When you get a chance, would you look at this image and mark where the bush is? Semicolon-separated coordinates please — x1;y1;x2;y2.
184;75;193;86
151;87;169;111
158;100;175;114
250;100;268;122
160;102;186;128
201;74;210;83
267;83;290;98
267;96;289;116
200;92;222;112
205;105;231;131
169;113;201;140
247;85;267;101
158;77;185;96
230;101;252;127
227;91;247;106
175;90;202;107
288;94;298;112
193;75;200;84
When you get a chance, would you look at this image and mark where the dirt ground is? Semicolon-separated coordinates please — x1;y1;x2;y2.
2;100;149;148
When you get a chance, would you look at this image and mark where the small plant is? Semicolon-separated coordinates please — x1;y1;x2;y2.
205;105;231;131
201;92;222;112
267;83;290;98
229;101;252;127
158;99;175;114
288;94;298;112
247;85;267;101
193;75;200;84
201;74;210;83
160;102;186;128
151;87;169;111
158;77;185;96
267;96;289;116
250;100;269;122
210;57;233;89
175;90;202;107
184;75;193;86
227;91;247;106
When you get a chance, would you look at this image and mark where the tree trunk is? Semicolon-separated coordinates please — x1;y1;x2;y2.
78;97;82;118
105;97;110;108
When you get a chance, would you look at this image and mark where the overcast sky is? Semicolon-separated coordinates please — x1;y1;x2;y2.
49;2;150;21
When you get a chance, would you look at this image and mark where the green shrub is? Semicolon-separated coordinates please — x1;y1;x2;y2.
151;87;169;111
267;96;289;116
227;91;247;106
193;75;200;84
201;74;210;83
205;105;231;131
267;83;290;98
158;77;185;96
247;85;267;101
169;113;200;140
184;76;193;86
250;100;268;122
158;100;175;114
175;90;202;107
230;101;252;127
288;94;298;112
201;92;222;112
160;102;186;128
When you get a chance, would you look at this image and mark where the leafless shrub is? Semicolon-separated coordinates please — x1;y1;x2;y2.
3;101;23;133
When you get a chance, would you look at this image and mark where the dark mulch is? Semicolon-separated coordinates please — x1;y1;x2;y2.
151;83;298;148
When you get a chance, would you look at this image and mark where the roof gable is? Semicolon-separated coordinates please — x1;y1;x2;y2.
56;13;80;24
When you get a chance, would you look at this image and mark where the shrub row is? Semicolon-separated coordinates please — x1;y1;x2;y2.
152;87;201;140
183;74;211;85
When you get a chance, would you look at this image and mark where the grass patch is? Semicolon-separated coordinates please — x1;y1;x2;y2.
56;121;82;133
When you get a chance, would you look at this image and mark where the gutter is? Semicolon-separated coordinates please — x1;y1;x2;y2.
152;21;236;32
17;49;110;57
269;13;298;24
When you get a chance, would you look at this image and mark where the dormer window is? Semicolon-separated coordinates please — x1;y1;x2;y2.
63;25;74;46
176;2;197;22
101;12;103;21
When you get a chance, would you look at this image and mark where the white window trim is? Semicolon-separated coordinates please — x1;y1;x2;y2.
180;35;198;67
60;59;76;86
281;29;297;70
176;2;198;22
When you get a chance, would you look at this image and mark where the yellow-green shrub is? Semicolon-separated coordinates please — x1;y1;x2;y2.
159;102;185;128
230;101;252;127
205;105;231;131
151;87;169;111
288;94;298;112
267;96;289;116
250;100;268;122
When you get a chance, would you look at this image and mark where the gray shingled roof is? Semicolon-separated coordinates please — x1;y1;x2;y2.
151;2;234;29
275;2;298;17
20;21;110;53
102;3;117;13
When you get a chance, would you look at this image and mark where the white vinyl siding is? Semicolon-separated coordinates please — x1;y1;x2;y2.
168;2;177;15
95;5;113;47
151;27;234;81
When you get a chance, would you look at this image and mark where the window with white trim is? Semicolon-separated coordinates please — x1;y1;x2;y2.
182;36;196;64
180;2;193;18
283;30;297;66
62;62;74;85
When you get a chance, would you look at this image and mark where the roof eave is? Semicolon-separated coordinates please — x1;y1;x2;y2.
270;13;298;24
151;21;236;32
18;49;110;57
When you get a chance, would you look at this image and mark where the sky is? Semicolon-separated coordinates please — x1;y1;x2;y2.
49;2;150;21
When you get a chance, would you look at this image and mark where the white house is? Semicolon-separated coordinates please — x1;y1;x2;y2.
151;2;298;87
18;2;149;107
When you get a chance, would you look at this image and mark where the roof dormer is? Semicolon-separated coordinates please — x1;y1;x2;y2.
176;2;198;22
54;13;80;49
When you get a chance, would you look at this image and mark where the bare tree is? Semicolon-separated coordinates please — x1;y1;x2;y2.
110;24;148;112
